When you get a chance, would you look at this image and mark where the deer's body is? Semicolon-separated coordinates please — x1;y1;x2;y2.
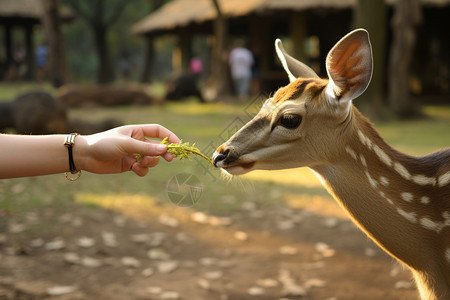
213;29;450;299
314;106;450;299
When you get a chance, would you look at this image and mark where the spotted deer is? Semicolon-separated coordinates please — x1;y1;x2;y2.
213;29;450;299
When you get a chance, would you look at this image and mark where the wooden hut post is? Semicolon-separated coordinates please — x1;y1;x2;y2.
250;16;269;73
41;0;70;86
24;23;35;80
4;24;13;67
173;28;191;73
249;16;270;94
141;35;155;83
290;11;307;62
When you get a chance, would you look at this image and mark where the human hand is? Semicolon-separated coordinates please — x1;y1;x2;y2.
75;124;180;176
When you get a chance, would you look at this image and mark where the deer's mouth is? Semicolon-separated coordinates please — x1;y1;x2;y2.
212;150;256;175
221;161;256;175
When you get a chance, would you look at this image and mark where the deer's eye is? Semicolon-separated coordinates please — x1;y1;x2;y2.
279;114;302;129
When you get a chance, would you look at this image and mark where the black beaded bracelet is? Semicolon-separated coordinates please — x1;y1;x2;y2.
64;133;81;181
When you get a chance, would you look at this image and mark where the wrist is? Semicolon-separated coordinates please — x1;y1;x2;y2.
72;135;88;172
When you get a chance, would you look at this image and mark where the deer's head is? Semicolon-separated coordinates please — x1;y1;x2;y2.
213;29;373;175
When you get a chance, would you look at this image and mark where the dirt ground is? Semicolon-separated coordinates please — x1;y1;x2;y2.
0;194;417;300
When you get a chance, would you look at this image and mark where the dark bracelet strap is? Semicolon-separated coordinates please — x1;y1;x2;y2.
64;133;81;181
67;145;76;173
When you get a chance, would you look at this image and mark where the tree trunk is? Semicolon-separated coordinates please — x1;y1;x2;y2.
24;24;35;80
40;0;70;87
353;0;387;119
141;0;165;83
4;24;12;65
63;0;129;84
93;26;111;84
92;0;111;84
388;0;422;118
141;37;154;83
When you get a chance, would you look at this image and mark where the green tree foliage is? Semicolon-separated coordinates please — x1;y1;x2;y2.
61;0;156;83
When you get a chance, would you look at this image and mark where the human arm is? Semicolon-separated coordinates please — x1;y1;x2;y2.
0;124;180;179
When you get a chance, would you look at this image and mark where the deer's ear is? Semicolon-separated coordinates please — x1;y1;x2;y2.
325;29;373;104
275;39;319;82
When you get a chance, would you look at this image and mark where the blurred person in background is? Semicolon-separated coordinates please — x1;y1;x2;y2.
35;40;49;83
229;39;254;99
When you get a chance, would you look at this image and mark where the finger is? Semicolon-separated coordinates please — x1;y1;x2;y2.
146;138;177;161
136;124;181;143
122;155;137;172
122;140;168;157
131;163;149;177
161;152;176;162
138;156;160;168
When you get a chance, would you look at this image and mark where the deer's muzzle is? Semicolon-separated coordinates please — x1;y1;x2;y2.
212;146;232;168
212;145;256;175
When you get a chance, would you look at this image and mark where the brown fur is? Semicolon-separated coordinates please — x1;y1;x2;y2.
273;78;327;104
321;107;450;300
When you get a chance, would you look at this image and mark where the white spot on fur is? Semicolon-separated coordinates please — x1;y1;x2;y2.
446;249;450;264
419;214;450;233
412;175;436;186
358;130;372;149
359;154;367;167
352;130;439;192
365;171;378;188
373;145;392;167
357;130;372;149
397;208;417;223
380;176;389;186
357;130;365;145
379;191;394;205
438;171;450;187
443;211;450;220
347;129;449;234
401;192;414;202
443;212;450;228
393;162;411;180
420;196;430;204
420;218;441;232
345;146;357;161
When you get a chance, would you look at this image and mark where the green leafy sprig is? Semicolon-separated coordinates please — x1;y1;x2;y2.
160;137;214;167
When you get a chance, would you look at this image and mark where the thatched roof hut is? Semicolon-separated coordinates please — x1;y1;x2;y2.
132;0;353;35
0;0;71;20
0;0;72;80
0;0;47;19
132;0;449;36
133;0;450;98
133;0;357;89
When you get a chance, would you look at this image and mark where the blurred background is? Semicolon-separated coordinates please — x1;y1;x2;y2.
0;0;449;299
0;0;448;113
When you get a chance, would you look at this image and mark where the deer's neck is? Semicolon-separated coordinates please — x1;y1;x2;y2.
311;108;450;271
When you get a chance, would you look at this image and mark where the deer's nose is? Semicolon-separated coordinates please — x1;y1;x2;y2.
212;148;230;168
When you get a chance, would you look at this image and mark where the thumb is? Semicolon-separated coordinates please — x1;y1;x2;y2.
124;139;167;156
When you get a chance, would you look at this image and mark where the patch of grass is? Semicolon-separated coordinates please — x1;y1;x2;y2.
0;83;56;102
374;105;450;154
